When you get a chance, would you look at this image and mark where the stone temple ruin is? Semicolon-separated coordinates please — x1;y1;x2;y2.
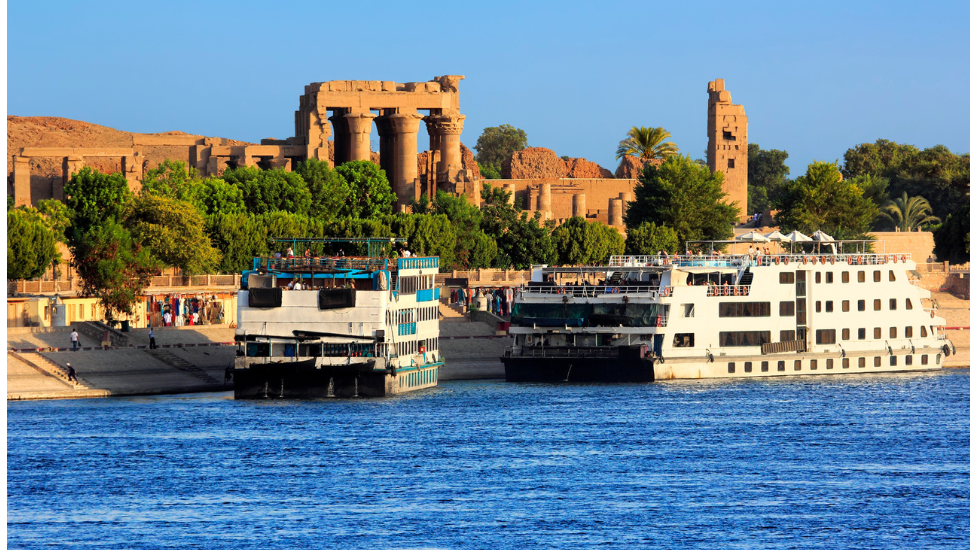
10;76;748;227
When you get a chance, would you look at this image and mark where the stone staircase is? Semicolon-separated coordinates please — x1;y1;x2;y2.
439;302;468;321
9;351;88;388
145;349;222;385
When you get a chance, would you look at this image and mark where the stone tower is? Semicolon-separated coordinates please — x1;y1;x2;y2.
707;79;748;220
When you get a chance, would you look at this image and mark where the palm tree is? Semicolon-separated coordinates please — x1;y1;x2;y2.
879;192;940;231
615;127;679;160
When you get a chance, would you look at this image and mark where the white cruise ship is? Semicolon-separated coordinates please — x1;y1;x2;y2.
502;251;954;382
233;239;442;398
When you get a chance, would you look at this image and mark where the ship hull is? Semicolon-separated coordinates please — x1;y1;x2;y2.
502;350;655;383
233;358;441;398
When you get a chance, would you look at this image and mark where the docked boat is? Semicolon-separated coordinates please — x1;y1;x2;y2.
502;250;955;382
233;238;443;398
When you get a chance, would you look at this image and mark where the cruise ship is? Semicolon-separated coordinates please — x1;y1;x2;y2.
502;251;955;382
233;239;443;398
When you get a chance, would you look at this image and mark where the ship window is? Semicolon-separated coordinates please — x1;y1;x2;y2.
858;300;865;312
794;360;802;371
874;328;882;339
842;301;850;312
890;271;896;281
874;356;881;367
874;271;881;282
780;302;795;316
921;354;928;365
890;327;897;338
906;298;913;310
780;272;795;284
937;354;942;364
728;362;736;374
843;358;850;369
858;271;866;283
858;328;866;340
890;299;897;310
826;272;834;284
744;362;752;373
874;299;881;311
780;330;796;341
890;356;897;366
842;328;850;340
921;326;928;337
905;355;913;365
682;303;695;317
719;331;771;346
719;302;771;317
826;301;834;312
842;272;850;283
673;333;694;348
761;361;769;372
246;343;270;357
815;272;821;284
810;359;818;370
778;361;785;372
816;301;822;313
816;329;836;344
859;357;866;368
905;326;913;338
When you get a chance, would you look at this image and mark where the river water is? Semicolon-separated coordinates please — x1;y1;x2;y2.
8;371;970;549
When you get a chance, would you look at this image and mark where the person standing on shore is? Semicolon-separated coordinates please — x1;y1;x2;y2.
66;363;78;385
70;329;79;351
149;327;157;349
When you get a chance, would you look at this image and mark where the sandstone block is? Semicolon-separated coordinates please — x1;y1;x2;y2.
564;157;613;179
502;147;567;180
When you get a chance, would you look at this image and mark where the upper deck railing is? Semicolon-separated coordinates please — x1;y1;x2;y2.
523;284;674;298
608;253;912;269
252;256;389;273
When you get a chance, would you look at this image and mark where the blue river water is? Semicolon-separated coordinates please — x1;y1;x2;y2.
8;370;970;549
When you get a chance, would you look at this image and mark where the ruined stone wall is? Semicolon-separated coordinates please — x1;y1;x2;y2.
871;231;937;264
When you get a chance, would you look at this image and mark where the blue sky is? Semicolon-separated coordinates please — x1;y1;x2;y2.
7;1;969;177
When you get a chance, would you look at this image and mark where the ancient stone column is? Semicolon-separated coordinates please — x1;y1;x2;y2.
430;112;465;184
608;198;624;227
13;156;31;207
388;110;424;208
538;183;553;217
234;150;255;168
375;114;396;184
502;183;516;205
308;108;331;166
122;154;143;190
329;110;350;165
619;192;631;217
63;156;84;187
344;107;377;162
266;157;292;171
572;193;587;218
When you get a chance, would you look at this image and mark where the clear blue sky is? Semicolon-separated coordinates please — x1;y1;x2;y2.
8;1;969;177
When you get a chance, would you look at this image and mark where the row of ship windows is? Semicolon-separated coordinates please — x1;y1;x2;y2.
399;368;437;388
398;275;435;295
717;298;914;318
673;326;932;348
727;354;938;373
386;306;438;325
815;326;930;344
779;271;896;285
385;337;439;357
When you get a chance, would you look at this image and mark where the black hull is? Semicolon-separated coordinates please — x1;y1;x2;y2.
502;352;655;383
234;358;389;398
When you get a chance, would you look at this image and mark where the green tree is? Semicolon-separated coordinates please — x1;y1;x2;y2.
775;161;878;238
64;167;132;233
934;204;970;264
878;192;940;231
615;127;678;160
551;217;625;266
71;220;157;319
747;144;790;213
479;163;502;180
474;124;528;173
125;195;221;274
207;213;270;273
334;161;396;219
296;158;351;218
140;160;198;198
625;154;739;248
7;208;60;280
625;222;680;255
189;177;246;217
389;213;458;269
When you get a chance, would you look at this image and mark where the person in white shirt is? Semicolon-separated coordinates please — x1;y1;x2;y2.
163;311;172;326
